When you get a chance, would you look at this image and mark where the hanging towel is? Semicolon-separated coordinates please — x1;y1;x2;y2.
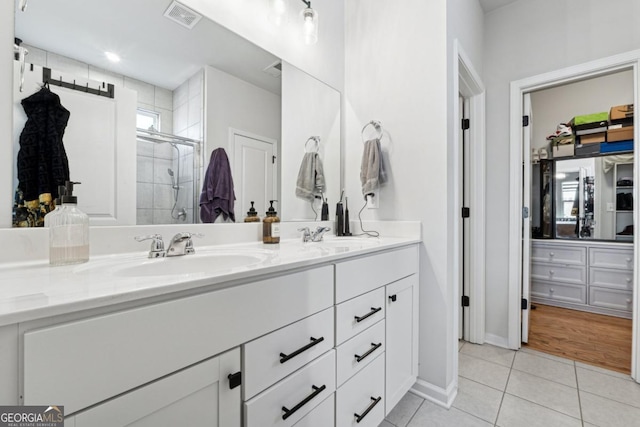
199;148;236;223
360;138;387;197
295;152;326;201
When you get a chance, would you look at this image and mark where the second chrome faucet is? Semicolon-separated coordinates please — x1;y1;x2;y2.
298;226;331;243
135;232;203;258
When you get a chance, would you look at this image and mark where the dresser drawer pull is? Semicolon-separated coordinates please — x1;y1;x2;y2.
354;396;382;423
354;307;382;323
279;336;325;364
355;342;382;363
389;294;397;302
627;299;632;304
281;384;326;420
549;252;555;258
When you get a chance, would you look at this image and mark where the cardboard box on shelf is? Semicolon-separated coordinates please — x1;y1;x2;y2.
601;140;633;153
578;132;606;144
607;126;634;142
575;143;600;156
553;143;574;158
569;112;609;131
610;104;634;125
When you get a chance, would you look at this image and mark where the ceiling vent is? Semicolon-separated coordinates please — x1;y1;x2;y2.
163;1;202;30
263;61;282;78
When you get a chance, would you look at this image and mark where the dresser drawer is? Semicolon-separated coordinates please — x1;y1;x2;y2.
336;288;385;345
336;354;385;427
245;350;335;427
531;263;586;285
589;247;633;270
335;246;418;303
244;308;335;399
531;281;586;304
292;393;334;427
589;268;633;291
336;320;385;387
589;287;633;312
531;244;586;265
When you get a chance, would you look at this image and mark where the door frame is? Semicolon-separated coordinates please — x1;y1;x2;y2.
507;49;640;381
453;40;486;345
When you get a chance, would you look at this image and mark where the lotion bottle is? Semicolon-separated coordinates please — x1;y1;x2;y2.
262;200;280;244
244;201;260;223
48;181;90;266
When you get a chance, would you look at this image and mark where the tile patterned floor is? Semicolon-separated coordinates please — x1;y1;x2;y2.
379;342;640;427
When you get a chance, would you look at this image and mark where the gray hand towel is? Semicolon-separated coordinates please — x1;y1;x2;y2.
360;138;387;197
295;152;326;201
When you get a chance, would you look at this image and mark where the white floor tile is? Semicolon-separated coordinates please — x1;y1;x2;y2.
506;370;580;419
575;361;633;381
459;353;511;391
460;343;515;368
580;391;640;427
496;394;582;427
459;340;465;351
453;377;503;423
385;391;423;427
407;401;492;427
512;351;577;388
577;367;640;409
519;347;574;365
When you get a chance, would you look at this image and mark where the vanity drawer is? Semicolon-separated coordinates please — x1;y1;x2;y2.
530;263;586;285
531;244;586;266
292;393;335;427
336;320;385;387
589;268;633;291
245;350;336;427
23;266;334;414
531;281;586;304
589;287;633;312
244;307;335;399
589;247;633;270
335;245;418;303
336;353;385;427
336;287;385;345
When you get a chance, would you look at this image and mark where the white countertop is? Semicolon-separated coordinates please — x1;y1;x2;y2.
0;235;420;326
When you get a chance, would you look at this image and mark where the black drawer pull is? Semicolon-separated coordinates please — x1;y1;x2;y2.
282;384;326;420
354;342;382;363
389;294;397;302
354;396;382;423
354;307;382;323
280;336;325;364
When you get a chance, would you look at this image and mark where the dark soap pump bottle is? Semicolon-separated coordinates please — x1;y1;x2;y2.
263;200;280;244
244;201;260;223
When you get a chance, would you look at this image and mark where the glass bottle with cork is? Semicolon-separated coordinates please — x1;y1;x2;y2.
262;200;280;244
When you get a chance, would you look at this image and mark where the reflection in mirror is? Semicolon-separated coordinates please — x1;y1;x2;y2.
11;0;341;227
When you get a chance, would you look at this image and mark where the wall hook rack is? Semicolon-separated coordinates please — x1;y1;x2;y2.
42;67;115;99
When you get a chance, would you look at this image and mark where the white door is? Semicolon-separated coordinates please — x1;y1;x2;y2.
231;130;277;220
521;93;532;343
461;96;471;342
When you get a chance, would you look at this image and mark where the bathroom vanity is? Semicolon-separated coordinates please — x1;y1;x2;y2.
0;230;419;427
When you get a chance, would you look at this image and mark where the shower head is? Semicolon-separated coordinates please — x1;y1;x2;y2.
167;168;174;177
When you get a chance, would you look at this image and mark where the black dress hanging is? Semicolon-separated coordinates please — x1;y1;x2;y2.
13;86;71;227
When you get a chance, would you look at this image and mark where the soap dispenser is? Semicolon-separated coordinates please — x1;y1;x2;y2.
244;201;260;223
262;200;280;244
48;181;90;266
43;185;65;229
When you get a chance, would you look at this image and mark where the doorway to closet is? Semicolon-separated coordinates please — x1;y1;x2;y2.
508;50;640;382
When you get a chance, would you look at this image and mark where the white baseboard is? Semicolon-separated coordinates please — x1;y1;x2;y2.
484;333;510;349
411;378;457;409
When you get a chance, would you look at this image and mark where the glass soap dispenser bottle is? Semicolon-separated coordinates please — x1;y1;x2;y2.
244;201;260;223
262;200;280;244
48;181;90;266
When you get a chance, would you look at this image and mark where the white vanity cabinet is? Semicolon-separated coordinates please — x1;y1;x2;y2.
531;240;633;318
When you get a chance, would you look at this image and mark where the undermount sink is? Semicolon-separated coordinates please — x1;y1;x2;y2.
75;250;269;278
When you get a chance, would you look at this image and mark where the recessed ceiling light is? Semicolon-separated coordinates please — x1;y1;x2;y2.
105;51;121;63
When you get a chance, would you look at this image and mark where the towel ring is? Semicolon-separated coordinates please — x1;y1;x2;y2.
305;136;321;153
361;120;383;143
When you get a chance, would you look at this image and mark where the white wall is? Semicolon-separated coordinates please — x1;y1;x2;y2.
180;0;345;92
281;62;341;221
484;0;640;343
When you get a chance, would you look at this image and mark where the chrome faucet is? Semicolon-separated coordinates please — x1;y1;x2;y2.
166;232;203;256
298;226;331;242
134;234;166;258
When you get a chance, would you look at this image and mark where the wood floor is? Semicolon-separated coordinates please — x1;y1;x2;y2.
525;303;633;374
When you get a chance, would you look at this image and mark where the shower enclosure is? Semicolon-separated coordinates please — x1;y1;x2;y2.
136;128;202;225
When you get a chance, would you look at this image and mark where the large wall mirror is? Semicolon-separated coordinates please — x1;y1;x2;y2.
11;0;340;227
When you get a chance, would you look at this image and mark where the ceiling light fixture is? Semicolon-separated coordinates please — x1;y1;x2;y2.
300;0;318;45
105;51;121;63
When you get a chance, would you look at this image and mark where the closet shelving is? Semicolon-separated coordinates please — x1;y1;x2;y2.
614;162;634;241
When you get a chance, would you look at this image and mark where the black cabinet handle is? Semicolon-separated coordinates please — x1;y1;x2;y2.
354;307;382;323
280;336;324;364
227;371;241;390
354;342;382;363
389;294;397;302
354;396;382;423
281;384;326;420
